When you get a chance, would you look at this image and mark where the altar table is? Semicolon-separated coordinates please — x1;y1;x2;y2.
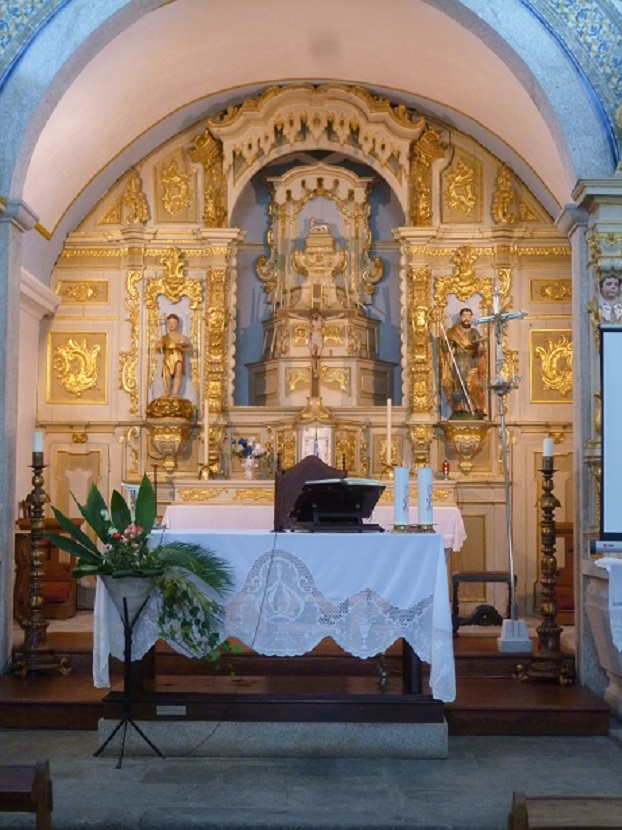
162;504;467;552
93;530;456;703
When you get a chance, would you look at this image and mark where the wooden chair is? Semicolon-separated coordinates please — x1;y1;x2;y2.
273;454;347;531
0;761;53;830
14;517;83;621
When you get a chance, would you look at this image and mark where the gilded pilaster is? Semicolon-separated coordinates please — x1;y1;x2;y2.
406;265;433;415
196;229;245;417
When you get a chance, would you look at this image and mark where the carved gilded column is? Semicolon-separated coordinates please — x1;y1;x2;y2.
394;229;436;465
118;228;155;419
196;229;245;423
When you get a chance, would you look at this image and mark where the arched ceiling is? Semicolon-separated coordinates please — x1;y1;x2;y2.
5;0;618;278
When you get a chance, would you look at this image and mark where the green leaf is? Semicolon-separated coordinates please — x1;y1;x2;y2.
49;506;100;555
44;532;102;565
135;473;156;536
110;490;131;533
80;484;109;541
72;562;104;578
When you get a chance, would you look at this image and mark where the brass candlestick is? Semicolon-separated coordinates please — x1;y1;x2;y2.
12;452;70;676
528;454;566;682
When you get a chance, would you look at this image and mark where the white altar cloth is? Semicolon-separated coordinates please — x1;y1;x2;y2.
94;530;456;702
162;504;466;552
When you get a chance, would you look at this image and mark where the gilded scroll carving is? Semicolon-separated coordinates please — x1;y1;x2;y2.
406;266;433;414
410;423;433;467
491;165;517;225
408;127;447;226
187;128;228;227
123;169;148;225
53;338;101;397
204;268;229;415
535;334;573;398
56;280;107;304
119;270;142;416
160;158;191;216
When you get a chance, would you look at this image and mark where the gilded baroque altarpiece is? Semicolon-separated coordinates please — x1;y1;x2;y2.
41;85;573;598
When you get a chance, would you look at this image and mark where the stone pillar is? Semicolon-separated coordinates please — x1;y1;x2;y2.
0;199;38;669
561;177;622;692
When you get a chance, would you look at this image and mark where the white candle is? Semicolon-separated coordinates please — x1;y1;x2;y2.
393;466;410;526
417;466;433;525
543;437;554;458
203;400;209;466
33;431;44;453
386;398;392;465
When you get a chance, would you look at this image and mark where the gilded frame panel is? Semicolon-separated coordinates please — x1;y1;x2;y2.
529;329;573;403
55;279;109;305
46;331;108;405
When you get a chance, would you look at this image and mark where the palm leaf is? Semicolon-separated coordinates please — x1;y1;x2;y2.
135;473;156;535
48;506;100;555
155;542;233;596
110;490;131;533
43;531;102;565
79;484;109;540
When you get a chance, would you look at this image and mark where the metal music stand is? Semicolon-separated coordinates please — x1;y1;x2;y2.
94;593;165;769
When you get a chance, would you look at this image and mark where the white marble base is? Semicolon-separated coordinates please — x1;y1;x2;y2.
585;566;622;719
497;619;533;653
97;718;449;759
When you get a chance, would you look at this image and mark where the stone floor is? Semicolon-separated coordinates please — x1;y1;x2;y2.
1;729;622;829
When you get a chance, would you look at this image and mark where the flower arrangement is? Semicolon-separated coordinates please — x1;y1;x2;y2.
45;474;234;660
231;437;267;459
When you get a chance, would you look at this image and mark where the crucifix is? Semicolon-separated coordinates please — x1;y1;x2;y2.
475;285;528;648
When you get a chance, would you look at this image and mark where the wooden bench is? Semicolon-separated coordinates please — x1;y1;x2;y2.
451;570;515;637
509;791;622;830
0;761;53;830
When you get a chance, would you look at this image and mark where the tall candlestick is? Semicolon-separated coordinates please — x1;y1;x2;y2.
386;398;392;465
393;466;410;526
543;437;554;458
417;466;433;526
33;431;44;453
203;400;209;467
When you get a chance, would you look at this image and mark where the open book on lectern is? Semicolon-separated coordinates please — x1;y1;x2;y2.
288;478;386;532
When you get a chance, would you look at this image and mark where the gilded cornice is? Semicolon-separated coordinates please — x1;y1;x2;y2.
405;245;570;258
60;246;231;259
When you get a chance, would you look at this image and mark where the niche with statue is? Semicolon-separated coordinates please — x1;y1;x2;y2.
247;162;396;408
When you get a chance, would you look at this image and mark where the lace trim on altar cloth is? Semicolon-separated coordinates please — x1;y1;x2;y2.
226;549;456;702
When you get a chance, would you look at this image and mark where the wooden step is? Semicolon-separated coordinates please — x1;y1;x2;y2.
446;677;610;736
101;674;446;724
2;630;606;737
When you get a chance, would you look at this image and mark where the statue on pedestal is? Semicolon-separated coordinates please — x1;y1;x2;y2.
147;313;194;420
440;308;487;419
158;314;191;398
